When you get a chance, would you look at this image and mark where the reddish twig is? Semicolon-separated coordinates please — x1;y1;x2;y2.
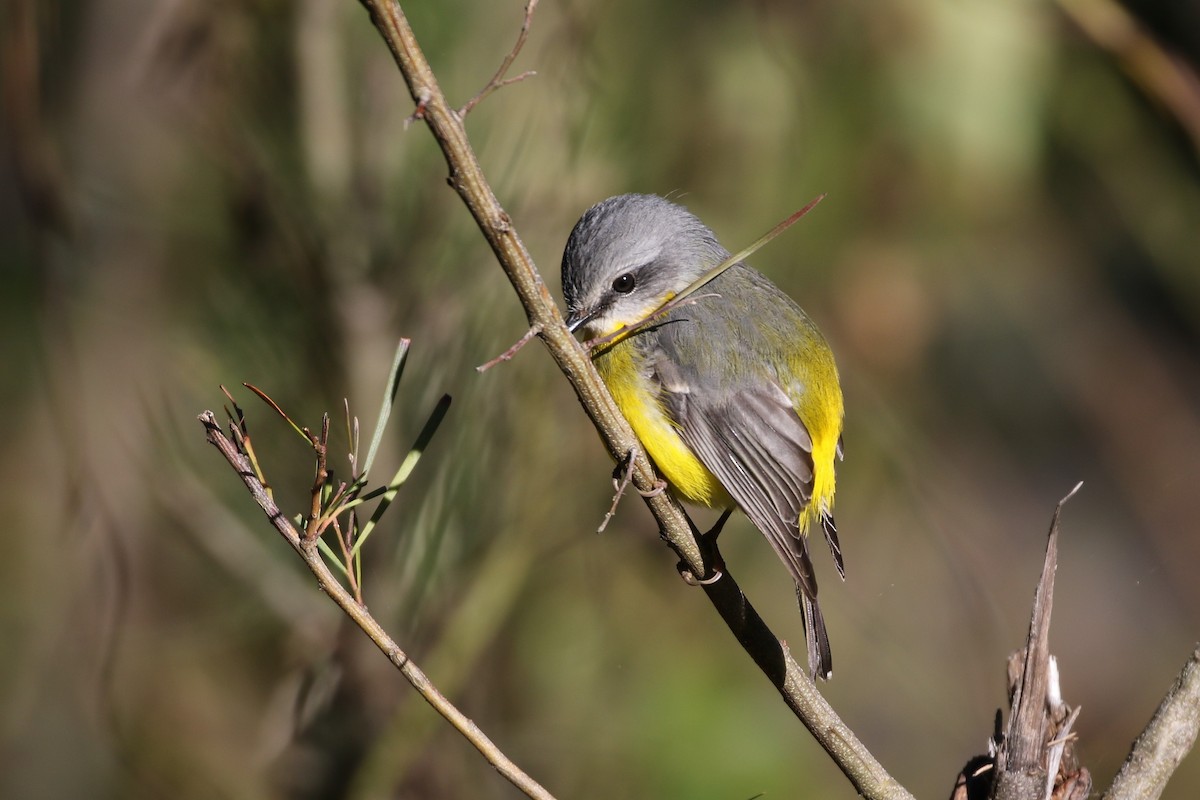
477;324;542;372
598;449;637;533
404;88;431;129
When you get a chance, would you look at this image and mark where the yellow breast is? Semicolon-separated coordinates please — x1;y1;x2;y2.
594;341;732;509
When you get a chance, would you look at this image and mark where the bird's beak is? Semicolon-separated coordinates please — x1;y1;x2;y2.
565;307;594;335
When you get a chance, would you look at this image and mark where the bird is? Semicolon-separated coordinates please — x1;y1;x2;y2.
561;193;845;679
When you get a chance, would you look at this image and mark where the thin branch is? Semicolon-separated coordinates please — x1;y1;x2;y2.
597;449;637;534
458;0;539;117
355;2;911;798
477;323;541;372
1104;645;1200;800
304;413;331;542
198;411;558;800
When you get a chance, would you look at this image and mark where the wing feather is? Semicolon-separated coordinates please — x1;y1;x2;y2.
645;293;839;679
661;379;819;598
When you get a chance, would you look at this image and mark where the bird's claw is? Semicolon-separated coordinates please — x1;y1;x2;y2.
678;561;724;586
637;479;668;497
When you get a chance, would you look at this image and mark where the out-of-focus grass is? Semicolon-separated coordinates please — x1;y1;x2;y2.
2;0;1199;798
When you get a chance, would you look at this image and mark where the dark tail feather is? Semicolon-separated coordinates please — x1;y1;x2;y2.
821;510;845;580
798;589;833;681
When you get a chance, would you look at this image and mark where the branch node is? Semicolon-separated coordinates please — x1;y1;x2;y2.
405;88;432;129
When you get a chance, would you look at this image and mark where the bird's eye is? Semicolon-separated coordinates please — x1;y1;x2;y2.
611;273;636;294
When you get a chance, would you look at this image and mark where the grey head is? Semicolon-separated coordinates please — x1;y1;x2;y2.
561;194;728;339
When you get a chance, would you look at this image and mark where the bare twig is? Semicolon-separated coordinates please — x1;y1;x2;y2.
1104;645;1200;800
304;413;331;543
477;323;541;372
598;449;637;533
198;411;558;800
164;471;336;648
458;0;539;117
598;449;668;533
355;2;911;798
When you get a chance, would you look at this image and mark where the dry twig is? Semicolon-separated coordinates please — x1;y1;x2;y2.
477;323;541;372
458;0;539;117
198;411;558;800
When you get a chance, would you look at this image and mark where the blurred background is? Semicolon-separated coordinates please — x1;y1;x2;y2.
4;0;1200;797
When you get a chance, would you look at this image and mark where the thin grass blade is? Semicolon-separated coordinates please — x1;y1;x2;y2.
351;393;452;559
362;338;412;478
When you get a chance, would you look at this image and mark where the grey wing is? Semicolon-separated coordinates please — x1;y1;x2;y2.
669;381;820;596
655;356;834;678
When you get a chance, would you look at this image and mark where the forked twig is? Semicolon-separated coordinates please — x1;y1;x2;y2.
198;410;558;800
459;0;539;118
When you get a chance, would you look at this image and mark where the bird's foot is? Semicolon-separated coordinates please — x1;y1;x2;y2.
598;447;666;532
678;560;723;586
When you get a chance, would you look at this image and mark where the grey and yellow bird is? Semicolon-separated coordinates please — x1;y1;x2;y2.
561;193;846;679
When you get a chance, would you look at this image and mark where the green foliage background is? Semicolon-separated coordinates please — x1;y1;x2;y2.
4;0;1200;797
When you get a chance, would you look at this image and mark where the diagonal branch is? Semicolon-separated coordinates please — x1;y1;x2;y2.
355;2;911;798
1104;645;1200;800
197;411;557;800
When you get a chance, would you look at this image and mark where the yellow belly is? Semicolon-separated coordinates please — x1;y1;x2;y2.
595;342;732;509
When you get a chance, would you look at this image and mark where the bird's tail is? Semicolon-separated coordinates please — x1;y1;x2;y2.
799;589;833;681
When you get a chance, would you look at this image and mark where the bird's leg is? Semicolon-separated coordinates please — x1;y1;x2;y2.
620;445;668;497
598;447;666;532
636;479;668;497
678;564;724;586
677;508;732;586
